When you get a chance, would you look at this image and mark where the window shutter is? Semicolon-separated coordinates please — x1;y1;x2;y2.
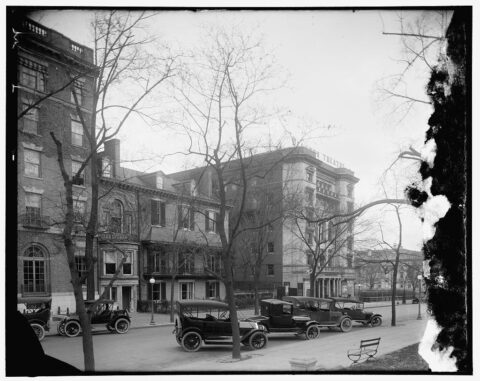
205;211;210;232
189;208;195;230
160;202;166;227
151;200;159;225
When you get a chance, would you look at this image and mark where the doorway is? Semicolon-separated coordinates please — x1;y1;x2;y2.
122;286;131;311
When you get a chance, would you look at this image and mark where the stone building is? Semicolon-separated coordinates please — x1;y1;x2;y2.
15;16;97;311
168;146;359;298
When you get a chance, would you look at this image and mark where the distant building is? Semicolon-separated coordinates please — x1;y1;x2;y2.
15;16;97;311
354;249;423;290
168;146;359;298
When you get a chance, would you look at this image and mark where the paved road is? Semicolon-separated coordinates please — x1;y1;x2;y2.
41;303;427;372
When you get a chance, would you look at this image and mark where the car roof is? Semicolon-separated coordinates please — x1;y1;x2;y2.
329;297;362;303
261;298;293;305
176;299;228;309
18;296;52;304
283;296;332;303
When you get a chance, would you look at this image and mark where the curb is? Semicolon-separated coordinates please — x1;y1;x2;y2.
130;322;175;330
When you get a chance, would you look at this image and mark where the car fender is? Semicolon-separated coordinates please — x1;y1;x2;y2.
241;327;268;341
369;313;382;322
339;315;352;324
180;327;204;339
306;320;320;326
28;318;47;327
111;315;131;324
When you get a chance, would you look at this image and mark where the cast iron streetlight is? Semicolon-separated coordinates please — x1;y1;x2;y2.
417;274;423;320
402;272;406;304
149;277;156;325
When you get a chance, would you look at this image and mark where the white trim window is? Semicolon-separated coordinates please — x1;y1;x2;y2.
71;117;83;147
123;251;132;275
19;58;46;92
24;148;41;178
179;282;194;300
102;157;112;178
104;251;117;275
71;78;85;105
73;200;86;223
25;192;41;226
22;102;39;135
72;160;85;186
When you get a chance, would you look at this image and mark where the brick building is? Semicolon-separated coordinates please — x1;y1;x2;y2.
15;16;97;311
168;146;359;299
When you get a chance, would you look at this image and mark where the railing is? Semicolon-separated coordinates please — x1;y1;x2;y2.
98;231;138;242
70;42;84;54
20;213;51;229
316;189;339;199
143;266;220;277
23;20;47;37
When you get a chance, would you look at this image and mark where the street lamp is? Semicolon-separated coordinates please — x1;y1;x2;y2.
149;277;156;325
417;274;423;320
402;272;406;304
357;284;362;301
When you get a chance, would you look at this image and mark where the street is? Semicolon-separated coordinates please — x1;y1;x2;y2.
41;303;428;372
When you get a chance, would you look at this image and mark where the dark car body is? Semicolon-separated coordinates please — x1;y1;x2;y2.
18;296;52;341
247;299;321;339
329;297;382;327
174;299;268;352
282;296;354;332
59;299;131;337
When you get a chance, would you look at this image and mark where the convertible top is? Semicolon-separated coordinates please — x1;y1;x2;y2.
329;297;362;304
283;296;332;303
176;299;228;309
261;298;293;305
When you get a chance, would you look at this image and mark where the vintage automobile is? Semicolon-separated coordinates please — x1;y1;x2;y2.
18;296;52;341
329;297;382;327
173;299;268;352
247;299;321;339
282;296;354;332
58;299;131;337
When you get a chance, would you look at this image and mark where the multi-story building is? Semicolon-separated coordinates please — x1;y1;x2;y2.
15;16;97;311
168;146;359;299
98;140;227;311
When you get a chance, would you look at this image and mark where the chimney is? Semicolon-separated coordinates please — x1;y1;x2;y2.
104;139;121;178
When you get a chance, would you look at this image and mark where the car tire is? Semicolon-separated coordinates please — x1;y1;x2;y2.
249;331;268;350
31;323;45;341
181;331;202;352
114;318;130;334
305;324;320;340
339;318;353;332
64;320;81;337
57;321;66;336
371;316;382;327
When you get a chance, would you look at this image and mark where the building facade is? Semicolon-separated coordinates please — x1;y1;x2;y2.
15;16;97;311
168;146;359;299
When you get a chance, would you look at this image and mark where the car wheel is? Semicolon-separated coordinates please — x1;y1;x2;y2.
31;323;45;341
181;331;202;352
64;320;81;337
106;325;115;332
114;318;130;334
57;322;66;336
371;316;382;327
249;331;268;350
340;318;353;332
305;325;320;340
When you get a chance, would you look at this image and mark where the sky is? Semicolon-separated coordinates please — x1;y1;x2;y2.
28;8;451;250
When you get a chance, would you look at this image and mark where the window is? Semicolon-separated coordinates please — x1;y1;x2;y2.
23;245;46;293
71;118;83;147
305;188;314;204
347;202;354;214
22;103;39;134
73;200;86;223
104;251;116;275
206;254;219;272
151;200;166;226
319;222;327;241
156;175;163;189
102;157;112;177
123;251;132;275
71;160;85;186
347;184;353;198
152;283;163;300
206;281;220;298
306;169;314;182
24;148;41;178
180;282;194;300
328;221;334;240
151;251;169;273
205;210;218;233
25;193;41;226
71;79;84;105
110;200;123;233
178;206;194;230
267;264;274;276
178;252;194;273
267;242;274;254
75;256;87;284
124;213;133;234
306;230;314;245
297;283;304;296
19;58;46;92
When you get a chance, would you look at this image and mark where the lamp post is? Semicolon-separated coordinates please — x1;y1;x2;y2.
417;274;423;320
149;277;156;325
357;284;362;301
402;272;406;304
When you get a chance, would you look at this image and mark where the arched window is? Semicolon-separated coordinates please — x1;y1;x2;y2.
23;245;46;293
110;200;123;233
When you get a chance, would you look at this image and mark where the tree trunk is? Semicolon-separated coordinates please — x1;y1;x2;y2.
224;253;241;359
391;264;398;326
309;272;316;297
170;274;176;323
86;126;98;300
253;273;260;315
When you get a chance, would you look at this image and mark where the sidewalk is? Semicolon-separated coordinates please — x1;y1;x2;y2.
166;314;429;372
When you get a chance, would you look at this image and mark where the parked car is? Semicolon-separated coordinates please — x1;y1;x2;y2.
329;297;382;327
283;296;354;332
58;299;130;337
18;296;51;341
248;299;321;339
173;300;268;352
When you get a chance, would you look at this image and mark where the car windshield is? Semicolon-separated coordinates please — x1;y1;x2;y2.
181;305;228;319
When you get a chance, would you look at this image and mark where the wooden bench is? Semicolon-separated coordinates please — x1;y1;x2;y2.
347;338;381;364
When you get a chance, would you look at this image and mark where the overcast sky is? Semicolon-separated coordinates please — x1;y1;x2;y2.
30;8;452;250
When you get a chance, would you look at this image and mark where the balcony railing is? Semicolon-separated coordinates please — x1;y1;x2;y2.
98;231;138;242
23;20;48;37
20;213;51;229
316;189;339;199
143;266;220;277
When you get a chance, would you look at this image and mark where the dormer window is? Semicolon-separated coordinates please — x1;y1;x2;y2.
156;175;163;189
